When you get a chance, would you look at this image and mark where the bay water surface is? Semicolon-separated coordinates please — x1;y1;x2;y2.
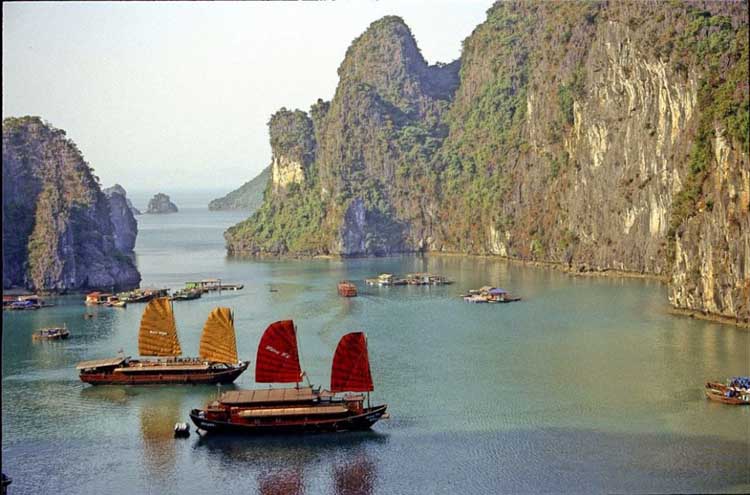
3;201;749;494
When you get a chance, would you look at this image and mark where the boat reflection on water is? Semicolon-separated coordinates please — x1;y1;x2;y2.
140;394;182;480
257;466;304;495
333;453;376;495
79;385;134;405
194;432;384;493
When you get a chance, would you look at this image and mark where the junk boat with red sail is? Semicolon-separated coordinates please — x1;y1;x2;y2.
190;320;387;434
75;298;248;385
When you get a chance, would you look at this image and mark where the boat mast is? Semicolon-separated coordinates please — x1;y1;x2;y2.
294;322;312;389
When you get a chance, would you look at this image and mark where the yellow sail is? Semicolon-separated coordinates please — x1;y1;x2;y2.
138;297;182;357
199;307;238;364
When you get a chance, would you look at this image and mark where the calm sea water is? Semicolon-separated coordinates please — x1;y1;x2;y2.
3;203;749;494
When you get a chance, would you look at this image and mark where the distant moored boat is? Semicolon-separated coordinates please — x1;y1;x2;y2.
338;280;358;297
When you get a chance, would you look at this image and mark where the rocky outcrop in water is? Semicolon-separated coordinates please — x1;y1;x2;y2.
103;184;138;253
226;4;749;324
104;184;141;215
146;193;178;214
209;166;270;211
2;116;141;291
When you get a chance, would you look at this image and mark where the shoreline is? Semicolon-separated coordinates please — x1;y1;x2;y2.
227;249;748;329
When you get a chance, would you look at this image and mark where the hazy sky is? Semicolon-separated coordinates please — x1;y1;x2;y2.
3;1;493;194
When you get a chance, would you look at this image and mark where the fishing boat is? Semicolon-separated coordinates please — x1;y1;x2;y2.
85;292;114;305
365;273;406;286
705;377;750;405
338;281;358;297
185;279;244;292
189;321;387;434
170;288;202;301
32;325;70;341
405;273;453;285
462;286;521;303
105;295;127;307
75;298;248;385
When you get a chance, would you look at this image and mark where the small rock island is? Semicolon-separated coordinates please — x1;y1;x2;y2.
146;193;178;214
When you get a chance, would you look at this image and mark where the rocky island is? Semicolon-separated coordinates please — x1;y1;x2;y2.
2;116;141;291
146;193;178;214
225;4;748;326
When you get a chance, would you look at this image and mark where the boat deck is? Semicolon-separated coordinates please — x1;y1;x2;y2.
237;404;348;417
220;387;317;405
76;357;128;370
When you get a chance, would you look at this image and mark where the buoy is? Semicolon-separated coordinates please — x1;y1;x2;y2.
174;422;190;437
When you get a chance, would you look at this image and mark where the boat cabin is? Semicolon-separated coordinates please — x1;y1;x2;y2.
85;292;113;305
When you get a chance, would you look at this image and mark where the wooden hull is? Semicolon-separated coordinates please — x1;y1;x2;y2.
80;361;248;385
33;332;69;341
189;404;388;435
705;382;750;405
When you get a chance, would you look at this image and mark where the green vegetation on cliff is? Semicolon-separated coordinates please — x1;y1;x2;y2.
2;116;141;290
225;2;748;321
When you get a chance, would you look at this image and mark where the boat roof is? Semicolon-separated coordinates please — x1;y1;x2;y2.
220;386;316;405
76;357;128;369
237;404;348;417
114;363;211;373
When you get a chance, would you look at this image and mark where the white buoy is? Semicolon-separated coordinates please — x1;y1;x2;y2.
174;422;190;437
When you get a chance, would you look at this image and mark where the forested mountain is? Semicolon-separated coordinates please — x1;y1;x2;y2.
208;165;270;212
225;3;749;324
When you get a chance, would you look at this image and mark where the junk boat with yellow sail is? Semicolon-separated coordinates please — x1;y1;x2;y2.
76;297;248;385
190;320;387;434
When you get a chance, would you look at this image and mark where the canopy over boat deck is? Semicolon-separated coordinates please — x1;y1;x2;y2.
220;387;316;405
76;357;128;370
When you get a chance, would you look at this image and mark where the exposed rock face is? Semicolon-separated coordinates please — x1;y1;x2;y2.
226;4;749;324
146;193;178;214
2;116;141;291
208;166;270;211
268;109;316;194
104;184;141;215
669;132;750;320
103;185;138;253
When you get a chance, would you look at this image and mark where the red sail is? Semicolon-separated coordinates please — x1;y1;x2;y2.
255;320;302;383
331;332;373;393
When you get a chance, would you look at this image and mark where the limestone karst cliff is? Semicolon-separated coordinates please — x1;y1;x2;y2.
104;184;141;216
2;116;141;291
103;184;138;253
226;3;749;324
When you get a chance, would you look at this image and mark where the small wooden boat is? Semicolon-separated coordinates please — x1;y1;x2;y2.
405;273;453;285
463;287;521;303
105;295;127;307
170;288;202;301
76;298;248;385
705;378;750;405
85;292;114;305
190;322;387;435
185;279;243;292
33;326;70;341
463;295;489;303
365;273;407;286
338;281;358;297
